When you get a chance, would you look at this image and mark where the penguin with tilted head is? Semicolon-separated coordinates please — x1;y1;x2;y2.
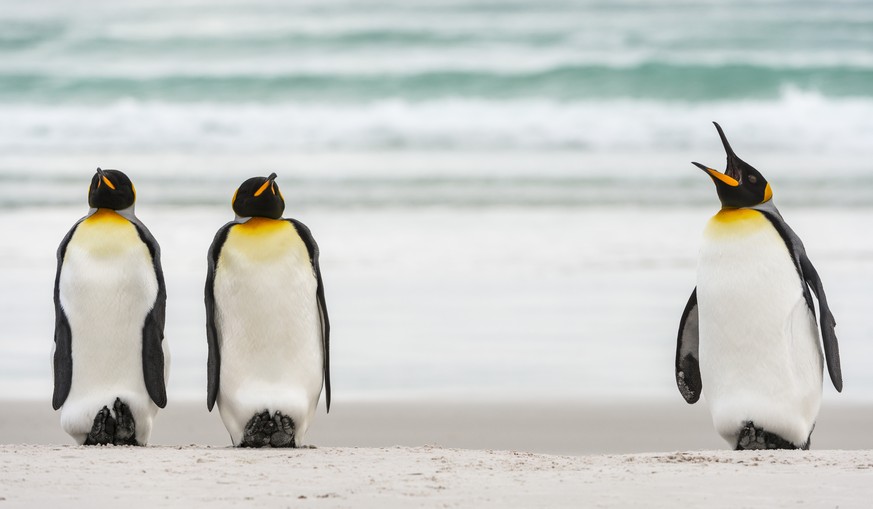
53;168;167;446
206;173;330;447
676;123;842;450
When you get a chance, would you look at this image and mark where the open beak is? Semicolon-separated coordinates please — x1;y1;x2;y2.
714;121;744;183
693;122;745;187
692;161;739;187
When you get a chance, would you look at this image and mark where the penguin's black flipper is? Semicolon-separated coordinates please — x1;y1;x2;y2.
754;203;843;392
800;254;842;392
52;220;84;410
675;288;702;404
287;219;331;412
132;220;168;408
205;222;234;411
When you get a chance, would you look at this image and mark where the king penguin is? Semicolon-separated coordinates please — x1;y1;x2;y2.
53;168;168;446
675;123;842;450
205;173;330;448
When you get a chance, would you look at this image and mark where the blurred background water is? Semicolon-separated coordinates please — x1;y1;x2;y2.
0;0;871;403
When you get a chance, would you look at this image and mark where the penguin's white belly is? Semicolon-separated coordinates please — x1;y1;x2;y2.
58;211;160;444
214;219;323;445
697;209;822;447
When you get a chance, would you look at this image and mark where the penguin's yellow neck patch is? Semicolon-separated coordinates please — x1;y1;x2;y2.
225;217;306;263
711;208;762;223
235;217;288;234
73;209;140;257
706;208;767;237
83;208;129;225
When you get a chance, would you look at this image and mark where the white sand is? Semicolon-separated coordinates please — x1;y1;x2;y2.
2;445;872;508
2;400;872;507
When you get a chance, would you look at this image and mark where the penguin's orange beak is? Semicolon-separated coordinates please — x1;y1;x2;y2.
693;162;739;187
253;172;278;197
95;168;116;190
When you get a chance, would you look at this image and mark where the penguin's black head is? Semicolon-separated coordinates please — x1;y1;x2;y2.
232;173;285;219
88;168;136;210
693;122;772;209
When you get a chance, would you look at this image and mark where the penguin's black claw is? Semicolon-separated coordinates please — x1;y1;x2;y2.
735;421;799;451
269;412;296;448
113;398;139;446
240;410;273;448
84;406;116;446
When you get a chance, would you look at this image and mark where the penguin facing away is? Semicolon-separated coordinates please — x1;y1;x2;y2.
53;168;168;446
676;123;842;450
206;173;330;448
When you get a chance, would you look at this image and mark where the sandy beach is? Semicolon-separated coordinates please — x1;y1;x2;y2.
3;1;873;507
2;399;872;507
3;445;873;508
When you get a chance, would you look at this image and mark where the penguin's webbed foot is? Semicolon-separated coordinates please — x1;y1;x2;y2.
240;410;273;448
239;410;296;448
83;399;140;446
735;421;801;450
84;406;116;446
113;398;139;446
269;412;296;448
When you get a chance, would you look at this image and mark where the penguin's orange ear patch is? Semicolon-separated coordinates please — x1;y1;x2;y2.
763;183;773;203
232;189;239;206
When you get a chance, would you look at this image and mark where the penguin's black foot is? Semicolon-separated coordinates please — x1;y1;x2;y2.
84;406;116;446
735;421;803;450
113;398;139;446
240;410;273;448
239;410;296;448
269;412;296;448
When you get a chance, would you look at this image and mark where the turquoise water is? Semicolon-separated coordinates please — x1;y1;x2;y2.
3;65;873;102
1;0;872;153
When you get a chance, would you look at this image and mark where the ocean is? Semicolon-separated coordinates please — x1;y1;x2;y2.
0;0;871;403
2;0;873;160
